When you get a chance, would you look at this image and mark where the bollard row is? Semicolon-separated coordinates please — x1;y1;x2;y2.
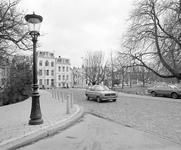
51;88;74;114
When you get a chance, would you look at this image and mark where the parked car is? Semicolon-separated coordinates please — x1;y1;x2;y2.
85;85;118;103
147;84;181;99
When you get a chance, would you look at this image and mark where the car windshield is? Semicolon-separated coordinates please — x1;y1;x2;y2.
95;86;110;91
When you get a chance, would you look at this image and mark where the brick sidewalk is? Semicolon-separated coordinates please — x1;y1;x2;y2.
0;90;81;149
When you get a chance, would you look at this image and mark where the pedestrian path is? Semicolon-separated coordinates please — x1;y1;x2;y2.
0;90;83;150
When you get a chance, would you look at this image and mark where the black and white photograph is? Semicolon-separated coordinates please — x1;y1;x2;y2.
1;0;181;149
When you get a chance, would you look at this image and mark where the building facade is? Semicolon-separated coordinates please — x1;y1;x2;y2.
55;56;71;88
0;65;9;89
37;51;72;89
0;58;10;89
72;67;87;87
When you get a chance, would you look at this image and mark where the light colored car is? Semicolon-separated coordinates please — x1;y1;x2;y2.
147;84;181;99
85;85;118;103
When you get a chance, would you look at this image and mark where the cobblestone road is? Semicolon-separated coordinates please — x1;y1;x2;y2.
56;88;181;145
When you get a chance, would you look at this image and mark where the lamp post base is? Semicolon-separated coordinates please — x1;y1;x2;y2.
29;118;43;125
29;89;43;125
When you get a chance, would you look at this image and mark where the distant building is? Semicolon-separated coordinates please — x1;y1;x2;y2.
55;56;71;88
72;67;87;87
0;65;9;88
37;51;72;89
0;59;9;88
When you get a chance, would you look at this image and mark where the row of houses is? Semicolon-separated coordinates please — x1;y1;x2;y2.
0;51;87;89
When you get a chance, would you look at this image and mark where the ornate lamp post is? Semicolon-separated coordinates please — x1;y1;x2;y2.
25;12;43;125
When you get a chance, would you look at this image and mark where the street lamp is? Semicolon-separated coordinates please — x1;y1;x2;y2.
25;12;43;125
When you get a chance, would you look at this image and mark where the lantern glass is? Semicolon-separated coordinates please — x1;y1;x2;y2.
27;20;41;33
25;13;43;34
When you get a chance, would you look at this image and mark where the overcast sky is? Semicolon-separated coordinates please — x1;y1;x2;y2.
18;0;134;67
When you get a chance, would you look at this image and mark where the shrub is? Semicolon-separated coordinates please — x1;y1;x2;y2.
1;57;32;106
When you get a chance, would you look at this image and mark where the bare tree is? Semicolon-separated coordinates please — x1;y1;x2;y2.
0;0;32;63
109;51;115;89
105;50;121;89
83;51;106;85
121;0;181;81
115;52;133;88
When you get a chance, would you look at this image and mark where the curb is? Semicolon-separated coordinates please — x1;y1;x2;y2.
118;92;181;103
0;105;84;150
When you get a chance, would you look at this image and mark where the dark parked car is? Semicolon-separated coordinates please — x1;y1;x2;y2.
85;85;118;103
147;84;181;99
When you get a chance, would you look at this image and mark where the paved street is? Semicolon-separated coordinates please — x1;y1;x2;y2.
18;114;181;150
58;88;181;145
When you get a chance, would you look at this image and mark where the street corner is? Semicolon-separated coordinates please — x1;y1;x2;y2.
0;104;84;150
46;104;85;135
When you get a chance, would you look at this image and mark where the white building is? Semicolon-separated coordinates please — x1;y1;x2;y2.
37;51;72;89
55;56;71;88
72;67;87;87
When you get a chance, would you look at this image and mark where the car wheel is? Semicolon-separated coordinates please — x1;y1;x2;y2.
151;91;156;97
97;96;101;103
171;92;178;99
86;95;89;100
113;99;116;102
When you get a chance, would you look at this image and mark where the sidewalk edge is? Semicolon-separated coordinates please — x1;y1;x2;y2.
0;105;84;150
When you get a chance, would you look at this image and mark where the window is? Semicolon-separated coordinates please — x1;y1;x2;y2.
44;70;49;76
47;79;49;85
45;60;49;66
51;70;54;76
66;67;68;72
51;62;54;67
51;79;54;86
39;60;42;66
39;79;42;85
39;70;42;76
63;75;65;80
88;86;93;91
63;67;65;72
66;75;68;80
58;66;61;72
59;75;61;80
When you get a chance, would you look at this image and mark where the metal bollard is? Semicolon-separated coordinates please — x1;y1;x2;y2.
53;88;56;98
57;89;60;100
66;94;70;114
70;92;74;108
59;91;62;102
62;92;64;102
55;89;57;99
59;90;61;101
52;88;54;97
